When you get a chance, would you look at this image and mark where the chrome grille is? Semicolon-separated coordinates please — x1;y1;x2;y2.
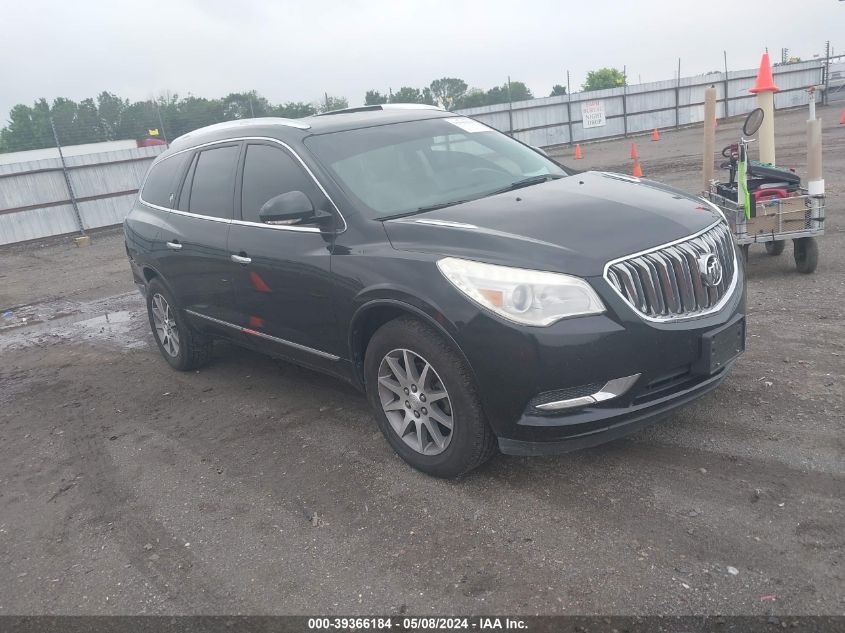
605;222;737;321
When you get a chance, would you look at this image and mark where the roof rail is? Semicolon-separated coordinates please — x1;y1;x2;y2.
170;117;310;146
315;103;444;116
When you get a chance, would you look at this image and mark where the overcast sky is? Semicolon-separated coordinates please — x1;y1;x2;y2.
1;0;842;120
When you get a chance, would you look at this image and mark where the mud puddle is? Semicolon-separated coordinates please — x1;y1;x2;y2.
0;292;148;352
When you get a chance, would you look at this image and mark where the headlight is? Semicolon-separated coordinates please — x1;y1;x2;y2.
436;257;605;326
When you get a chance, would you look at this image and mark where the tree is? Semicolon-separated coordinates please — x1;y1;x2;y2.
221;91;271;119
484;81;533;106
75;97;107;143
0;100;52;152
390;86;426;104
96;92;128;140
454;88;488;109
364;90;388;105
550;84;567;97
274;101;317;118
582;68;626;91
319;95;348;113
429;77;468;109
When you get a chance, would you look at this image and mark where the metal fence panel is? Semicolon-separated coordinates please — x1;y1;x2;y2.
0;145;164;245
455;60;824;147
0;205;80;245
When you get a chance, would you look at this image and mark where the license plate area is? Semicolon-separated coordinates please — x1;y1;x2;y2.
693;316;745;375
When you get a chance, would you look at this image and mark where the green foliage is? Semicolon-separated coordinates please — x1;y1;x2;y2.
364;90;389;105
484;81;533;105
389;86;436;105
550;84;567;97
0;90;326;153
429;77;468;109
454;88;488;109
582;68;626;92
275;101;317;118
319;95;349;113
452;81;533;109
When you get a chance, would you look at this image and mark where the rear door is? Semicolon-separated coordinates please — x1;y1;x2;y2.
227;141;339;366
156;142;241;325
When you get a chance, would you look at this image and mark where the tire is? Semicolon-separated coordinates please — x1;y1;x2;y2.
740;244;750;262
145;278;212;371
793;237;818;274
364;316;497;478
765;240;785;256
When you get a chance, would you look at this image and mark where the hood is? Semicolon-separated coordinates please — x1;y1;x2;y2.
383;171;723;277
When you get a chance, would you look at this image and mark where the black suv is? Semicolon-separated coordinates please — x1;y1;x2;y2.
124;105;745;477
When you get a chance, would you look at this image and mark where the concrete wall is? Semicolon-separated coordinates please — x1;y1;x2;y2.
0;145;165;245
455;61;825;148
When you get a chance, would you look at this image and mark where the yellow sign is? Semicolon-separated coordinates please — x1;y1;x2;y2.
148;128;160;136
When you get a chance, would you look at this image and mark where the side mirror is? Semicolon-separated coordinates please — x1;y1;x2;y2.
533;146;550;158
258;191;329;227
743;107;764;136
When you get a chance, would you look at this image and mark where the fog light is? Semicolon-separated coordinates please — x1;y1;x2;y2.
530;374;641;412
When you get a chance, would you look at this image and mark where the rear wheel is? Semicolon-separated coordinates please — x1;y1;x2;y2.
793;237;818;274
364;317;496;478
146;278;212;371
765;240;785;256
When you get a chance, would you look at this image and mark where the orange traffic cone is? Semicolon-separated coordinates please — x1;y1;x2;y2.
652;128;660;142
632;160;643;178
840;109;845;124
630;142;638;159
574;143;582;159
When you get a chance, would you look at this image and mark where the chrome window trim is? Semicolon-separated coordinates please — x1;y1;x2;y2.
602;220;739;324
138;136;347;234
534;373;641;411
184;309;340;361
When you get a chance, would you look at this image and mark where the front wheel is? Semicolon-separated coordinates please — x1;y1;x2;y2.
793;237;818;274
146;278;212;371
364;317;496;478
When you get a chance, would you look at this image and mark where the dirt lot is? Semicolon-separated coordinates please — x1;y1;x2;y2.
0;106;842;616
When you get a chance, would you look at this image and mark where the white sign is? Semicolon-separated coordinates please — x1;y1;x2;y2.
581;100;606;129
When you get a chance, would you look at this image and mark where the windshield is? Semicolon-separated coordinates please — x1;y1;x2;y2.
305;117;568;218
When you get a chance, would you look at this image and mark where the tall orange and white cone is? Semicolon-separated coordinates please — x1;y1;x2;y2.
574;143;582;159
749;52;779;165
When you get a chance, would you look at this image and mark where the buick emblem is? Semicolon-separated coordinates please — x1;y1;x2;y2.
698;254;723;287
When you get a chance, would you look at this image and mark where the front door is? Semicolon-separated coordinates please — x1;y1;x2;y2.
227;141;339;367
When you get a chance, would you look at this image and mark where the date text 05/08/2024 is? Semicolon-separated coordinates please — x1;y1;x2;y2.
307;617;528;630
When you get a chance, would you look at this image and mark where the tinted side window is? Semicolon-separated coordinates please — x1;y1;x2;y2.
240;144;321;223
141;153;189;208
187;145;240;219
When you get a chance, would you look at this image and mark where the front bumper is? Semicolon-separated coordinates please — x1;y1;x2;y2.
498;362;732;455
453;265;746;451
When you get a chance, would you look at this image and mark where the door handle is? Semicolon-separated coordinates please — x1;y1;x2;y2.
230;254;252;264
166;240;182;250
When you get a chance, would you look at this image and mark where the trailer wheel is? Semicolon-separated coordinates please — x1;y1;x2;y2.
793;237;818;274
765;241;785;256
739;244;750;262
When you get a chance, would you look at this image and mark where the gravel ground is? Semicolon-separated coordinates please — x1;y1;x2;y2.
0;106;842;616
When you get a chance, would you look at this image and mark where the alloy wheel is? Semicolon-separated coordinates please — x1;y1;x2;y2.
377;348;454;455
151;293;180;357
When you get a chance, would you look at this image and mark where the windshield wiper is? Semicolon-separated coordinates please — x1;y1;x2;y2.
380;199;474;221
379;175;564;221
486;174;564;196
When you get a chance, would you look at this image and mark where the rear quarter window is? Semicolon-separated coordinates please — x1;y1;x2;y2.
140;153;190;208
